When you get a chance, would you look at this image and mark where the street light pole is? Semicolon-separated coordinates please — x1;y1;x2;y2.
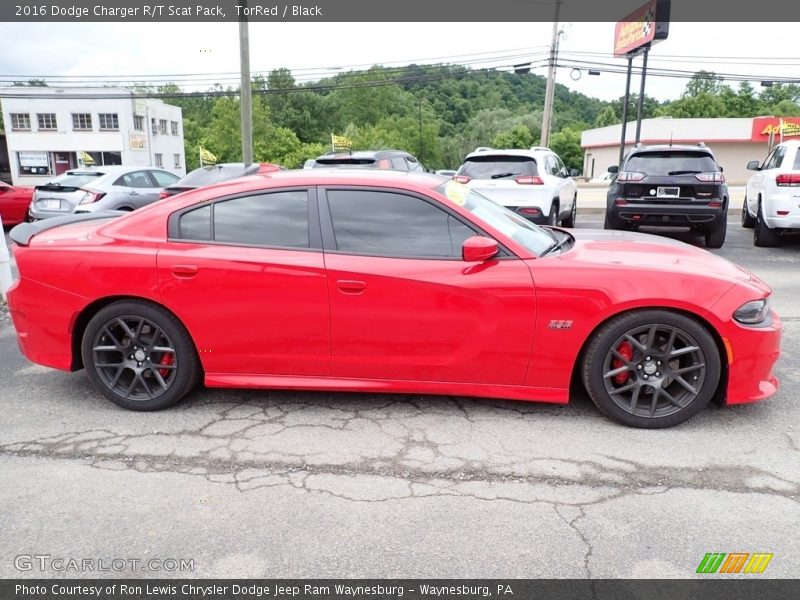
239;3;253;166
540;0;561;148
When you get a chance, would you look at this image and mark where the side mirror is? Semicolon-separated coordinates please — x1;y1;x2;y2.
746;160;760;171
569;168;580;177
719;165;724;172
462;236;499;262
608;165;619;174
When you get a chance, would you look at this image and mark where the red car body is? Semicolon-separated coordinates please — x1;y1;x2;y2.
0;181;34;226
6;170;781;425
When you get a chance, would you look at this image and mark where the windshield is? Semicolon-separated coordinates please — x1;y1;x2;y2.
177;165;249;186
624;152;718;175
436;181;556;256
46;171;104;187
457;155;538;180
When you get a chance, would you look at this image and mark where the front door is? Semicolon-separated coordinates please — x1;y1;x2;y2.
320;187;536;385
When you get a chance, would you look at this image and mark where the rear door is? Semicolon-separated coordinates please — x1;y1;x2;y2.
319;186;536;384
157;188;330;376
114;170;159;208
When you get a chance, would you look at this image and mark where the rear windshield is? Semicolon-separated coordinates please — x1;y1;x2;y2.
624;151;718;175
176;165;249;187
458;156;538;179
313;158;377;167
46;171;104;187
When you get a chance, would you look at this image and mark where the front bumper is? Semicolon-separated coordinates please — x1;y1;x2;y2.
723;311;782;405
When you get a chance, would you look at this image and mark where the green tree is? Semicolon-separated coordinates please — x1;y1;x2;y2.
594;106;619;127
549;127;583;171
492;124;534;149
683;71;723;98
659;92;727;118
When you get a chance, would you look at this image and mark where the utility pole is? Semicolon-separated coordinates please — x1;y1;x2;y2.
540;0;561;148
418;96;423;160
239;3;253;166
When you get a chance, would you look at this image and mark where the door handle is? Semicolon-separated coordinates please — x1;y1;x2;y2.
336;279;366;295
129;191;139;195
171;264;198;279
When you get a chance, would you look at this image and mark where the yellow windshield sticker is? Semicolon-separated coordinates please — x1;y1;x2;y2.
444;180;467;206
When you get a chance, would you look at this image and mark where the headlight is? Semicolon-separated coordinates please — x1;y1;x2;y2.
733;298;770;325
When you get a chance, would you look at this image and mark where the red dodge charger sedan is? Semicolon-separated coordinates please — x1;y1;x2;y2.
7;170;781;428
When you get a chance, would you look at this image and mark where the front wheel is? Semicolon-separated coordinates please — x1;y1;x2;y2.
581;310;721;428
562;195;577;227
741;197;755;229
81;300;201;411
754;200;780;247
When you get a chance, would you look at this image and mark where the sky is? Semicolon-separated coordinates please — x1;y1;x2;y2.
0;22;797;103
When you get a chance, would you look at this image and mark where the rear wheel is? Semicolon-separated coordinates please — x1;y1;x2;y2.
704;213;727;248
81;300;201;411
547;201;559;226
741;196;755;228
562;195;577;227
754;199;780;247
581;310;720;428
604;210;622;230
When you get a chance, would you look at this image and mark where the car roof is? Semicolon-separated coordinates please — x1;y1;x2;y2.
464;148;549;160
628;144;716;155
316;150;413;160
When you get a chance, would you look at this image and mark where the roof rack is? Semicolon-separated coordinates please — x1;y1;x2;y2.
529;146;551;152
474;146;494;152
697;142;706;147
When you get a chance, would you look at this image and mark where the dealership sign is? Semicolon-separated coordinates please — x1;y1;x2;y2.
751;117;800;142
613;0;670;57
18;151;49;167
129;131;148;150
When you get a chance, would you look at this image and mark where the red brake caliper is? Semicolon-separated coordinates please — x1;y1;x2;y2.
158;353;174;378
612;341;633;384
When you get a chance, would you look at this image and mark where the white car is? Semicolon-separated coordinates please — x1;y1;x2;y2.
743;139;800;246
454;147;578;226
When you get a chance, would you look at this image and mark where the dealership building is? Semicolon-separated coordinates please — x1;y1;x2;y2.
0;87;186;186
581;116;800;184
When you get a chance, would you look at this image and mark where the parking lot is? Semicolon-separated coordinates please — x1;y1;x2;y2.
1;208;799;578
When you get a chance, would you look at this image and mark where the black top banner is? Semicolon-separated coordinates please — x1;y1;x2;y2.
2;0;800;22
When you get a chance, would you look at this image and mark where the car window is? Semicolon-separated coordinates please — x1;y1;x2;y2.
150;170;179;187
390;156;408;170
179;205;212;241
624;152;718;175
212;191;309;248
314;158;377;168
458;156;538;179
555;156;568;177
47;171;104;187
327;189;476;258
770;146;787;169
406;156;425;173
118;171;156;188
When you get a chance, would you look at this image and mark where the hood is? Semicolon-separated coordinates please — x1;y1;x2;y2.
560;228;763;288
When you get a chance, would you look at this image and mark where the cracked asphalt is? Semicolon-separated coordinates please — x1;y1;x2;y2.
1;215;799;579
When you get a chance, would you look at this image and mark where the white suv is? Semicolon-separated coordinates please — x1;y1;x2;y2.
743;139;800;247
454;147;578;226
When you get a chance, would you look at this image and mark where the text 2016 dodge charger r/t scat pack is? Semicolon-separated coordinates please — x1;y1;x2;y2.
7;170;781;428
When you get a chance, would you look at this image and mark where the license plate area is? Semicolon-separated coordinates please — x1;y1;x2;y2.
40;199;62;210
656;186;680;198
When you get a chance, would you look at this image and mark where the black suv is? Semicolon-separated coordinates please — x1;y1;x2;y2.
605;144;728;248
312;150;426;172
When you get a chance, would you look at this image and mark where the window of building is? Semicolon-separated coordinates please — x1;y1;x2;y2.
159;119;168;135
151;118;158;135
37;113;57;130
71;113;92;131
170;120;179;136
10;113;31;131
327;190;475;258
154;153;163;167
173;153;181;168
133;115;144;131
98;113;119;130
17;151;52;176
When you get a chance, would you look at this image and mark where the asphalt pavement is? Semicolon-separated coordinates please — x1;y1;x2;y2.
1;210;799;579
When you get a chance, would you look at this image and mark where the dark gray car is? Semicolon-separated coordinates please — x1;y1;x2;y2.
29;166;179;220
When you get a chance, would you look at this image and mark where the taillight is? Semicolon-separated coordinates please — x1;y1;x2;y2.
614;198;628;206
514;175;544;185
453;175;471;184
518;207;541;215
159;191;171;199
617;171;646;182
708;201;722;208
776;173;800;186
79;189;106;205
695;172;725;183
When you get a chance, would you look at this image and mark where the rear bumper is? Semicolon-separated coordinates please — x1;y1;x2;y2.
762;191;800;229
723;311;782;405
608;201;727;227
28;205;73;220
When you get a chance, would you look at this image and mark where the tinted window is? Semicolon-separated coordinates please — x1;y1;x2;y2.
327;190;475;258
624;151;718;175
179;205;211;241
47;171;104;187
118;171;155;188
151;170;179;187
770;146;787;169
458;156;538;179
214;191;309;248
177;165;248;187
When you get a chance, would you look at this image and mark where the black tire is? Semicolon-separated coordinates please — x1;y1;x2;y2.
547;201;559;226
81;300;201;411
704;213;727;248
754;199;780;247
741;197;755;229
562;195;577;227
604;210;622;230
581;310;721;428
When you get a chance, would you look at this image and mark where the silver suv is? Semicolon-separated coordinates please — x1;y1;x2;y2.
454;147;578;226
29;166;179;220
